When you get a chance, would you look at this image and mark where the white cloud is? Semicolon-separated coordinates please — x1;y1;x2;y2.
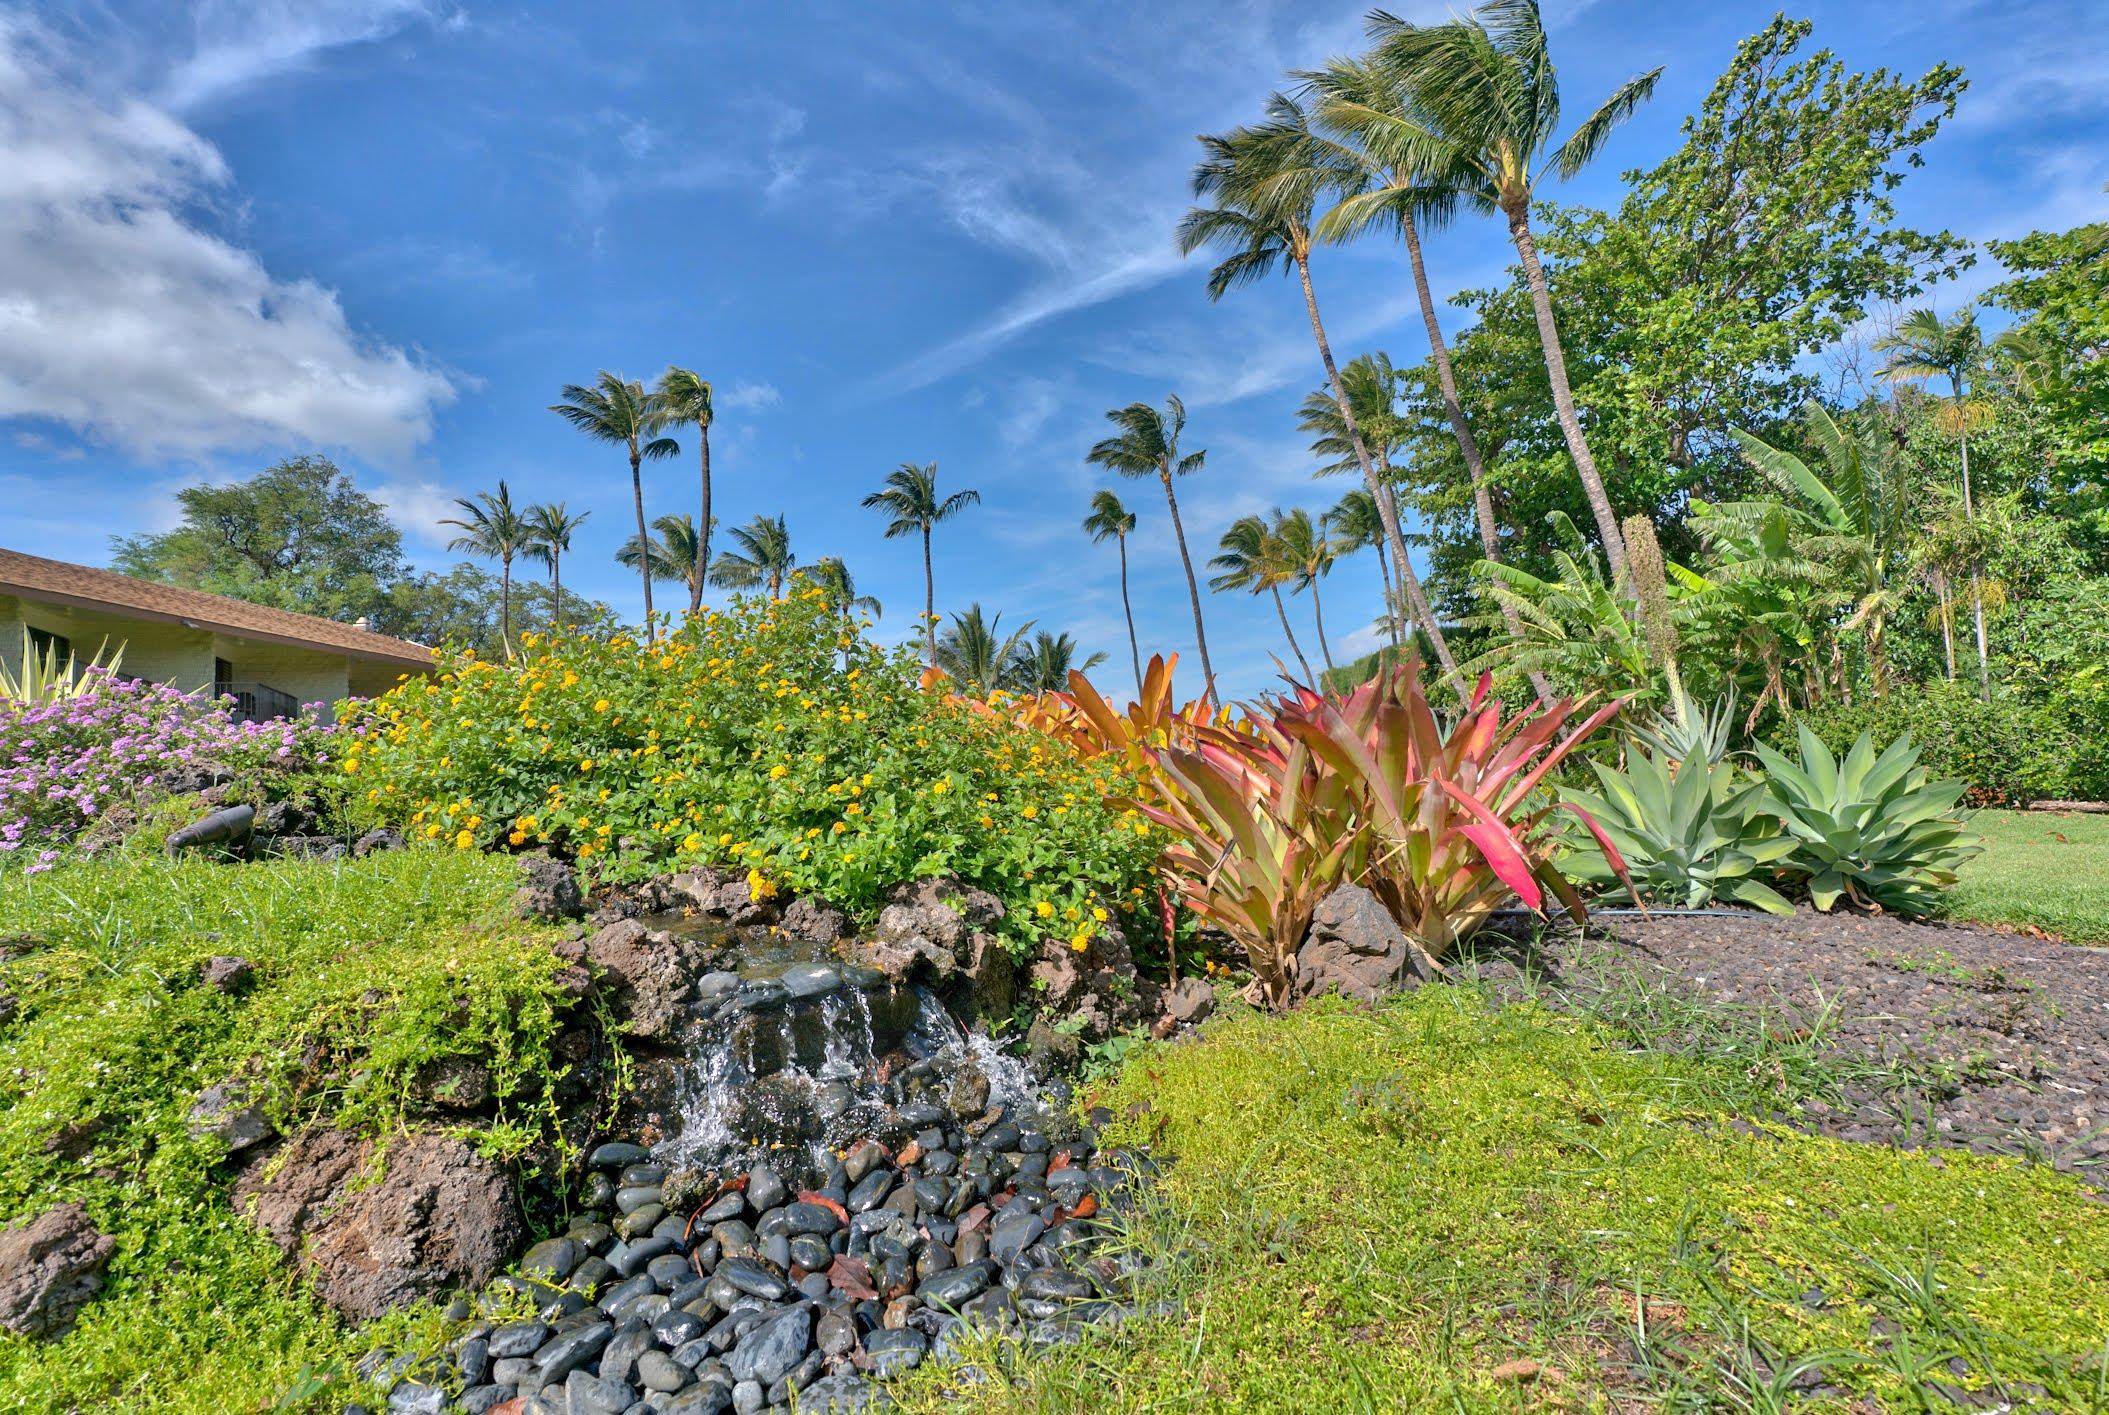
161;0;444;112
0;19;456;463
372;477;464;549
719;381;783;413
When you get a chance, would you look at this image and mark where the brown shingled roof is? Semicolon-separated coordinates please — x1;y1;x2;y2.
0;547;436;669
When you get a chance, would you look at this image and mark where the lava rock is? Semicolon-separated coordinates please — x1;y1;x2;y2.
1295;884;1430;1003
187;1079;274;1153
200;955;255;993
512;854;585;921
0;1204;115;1337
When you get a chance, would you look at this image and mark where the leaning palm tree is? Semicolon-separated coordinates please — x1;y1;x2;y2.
1876;307;1990;697
1177;95;1457;681
709;514;796;598
935;604;1033;696
862;463;980;666
1006;631;1108;695
1081;489;1144;698
1273;508;1340;675
550;372;680;640
617;513;708;612
653;368;716;612
1369;0;1662;579
523;502;590;634
1086;396;1218;703
1210;513;1313;682
440;480;534;650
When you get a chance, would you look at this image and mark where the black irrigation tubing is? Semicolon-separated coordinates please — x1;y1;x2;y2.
1485;905;1765;922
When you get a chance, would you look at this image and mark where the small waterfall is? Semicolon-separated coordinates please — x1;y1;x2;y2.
651;918;1042;1179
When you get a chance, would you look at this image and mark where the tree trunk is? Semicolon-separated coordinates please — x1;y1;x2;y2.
1118;536;1142;700
921;525;937;666
500;554;512;651
1936;571;1955;680
1293;251;1459;687
1372;527;1399;650
1269;586;1313;682
1160;472;1218;704
552;554;565;635
695;423;711;615
1309;579;1336;675
1507;208;1627;580
629;451;654;644
1958;416;1989;701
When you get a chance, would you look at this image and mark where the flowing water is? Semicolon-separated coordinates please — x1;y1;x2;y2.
647;917;1040;1178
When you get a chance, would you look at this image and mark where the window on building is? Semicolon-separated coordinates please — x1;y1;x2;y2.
26;628;71;664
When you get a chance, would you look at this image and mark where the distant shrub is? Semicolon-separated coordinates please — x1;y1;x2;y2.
341;585;1162;953
0;673;334;869
1779;681;2074;807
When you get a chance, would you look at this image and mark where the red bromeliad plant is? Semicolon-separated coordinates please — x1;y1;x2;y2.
1126;712;1366;1010
1133;661;1632;1008
1277;663;1633;963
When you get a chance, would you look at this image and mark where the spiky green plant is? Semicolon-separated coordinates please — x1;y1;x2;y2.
1753;728;1980;916
1;629;125;703
1562;747;1797;913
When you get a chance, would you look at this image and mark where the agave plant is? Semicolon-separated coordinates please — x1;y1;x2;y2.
1277;665;1631;957
1753;727;1979;916
1628;683;1738;769
1129;713;1367;1010
1561;747;1797;914
1;630;125;703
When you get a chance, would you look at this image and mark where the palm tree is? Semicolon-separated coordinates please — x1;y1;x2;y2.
808;556;882;622
1323;488;1399;646
1086;396;1217;702
1177;95;1458;681
1721;403;1914;699
1876;307;1990;697
1210;513;1313;682
1273;508;1339;675
862;463;980;666
1007;631;1108;694
523;502;590;635
935;604;1033;696
709;514;796;598
1081;490;1144;698
617;513;708;611
1369;0;1662;579
551;372;680;640
440;480;533;649
653;368;716;614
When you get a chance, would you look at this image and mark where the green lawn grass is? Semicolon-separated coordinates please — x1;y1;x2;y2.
0;851;582;1414
1948;808;2109;944
896;991;2109;1412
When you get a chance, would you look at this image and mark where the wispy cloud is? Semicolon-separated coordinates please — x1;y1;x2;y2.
719;381;783;413
160;0;447;112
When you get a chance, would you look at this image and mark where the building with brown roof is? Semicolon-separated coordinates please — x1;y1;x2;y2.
0;547;433;722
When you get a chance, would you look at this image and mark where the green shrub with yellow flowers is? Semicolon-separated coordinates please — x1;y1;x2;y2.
338;581;1162;956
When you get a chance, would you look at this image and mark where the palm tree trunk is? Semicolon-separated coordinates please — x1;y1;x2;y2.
1160;471;1218;704
629;451;654;644
695;424;711;615
1268;586;1313;682
1936;572;1955;680
1958;418;1989;701
1309;580;1336;675
1117;536;1142;700
921;525;937;666
1292;250;1459;687
552;554;565;635
1506;208;1627;580
500;554;512;650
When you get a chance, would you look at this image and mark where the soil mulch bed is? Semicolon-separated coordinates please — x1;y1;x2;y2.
1466;909;2109;1175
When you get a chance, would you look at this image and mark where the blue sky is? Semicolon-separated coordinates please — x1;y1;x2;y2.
2;0;2103;699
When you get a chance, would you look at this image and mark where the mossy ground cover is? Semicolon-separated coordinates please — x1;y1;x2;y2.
0;851;587;1414
1948;808;2109;944
898;990;2109;1412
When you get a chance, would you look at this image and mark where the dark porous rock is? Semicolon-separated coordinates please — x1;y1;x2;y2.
873;877;1004;954
200;954;255;993
270;834;349;861
725;1305;811;1387
1031;917;1158;1042
409;1055;492;1112
953;931;1016;1023
234;1128;522;1321
779;896;849;945
1160;976;1215;1029
1295;885;1430;1004
1023;1017;1081;1071
513;854;585;922
187;1079;274;1153
584;919;713;1041
0;1203;116;1337
254;799;313;836
661;866;780;927
352;827;405;858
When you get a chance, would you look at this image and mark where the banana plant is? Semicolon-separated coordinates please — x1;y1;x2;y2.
1562;747;1797;913
1753;727;1979;916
